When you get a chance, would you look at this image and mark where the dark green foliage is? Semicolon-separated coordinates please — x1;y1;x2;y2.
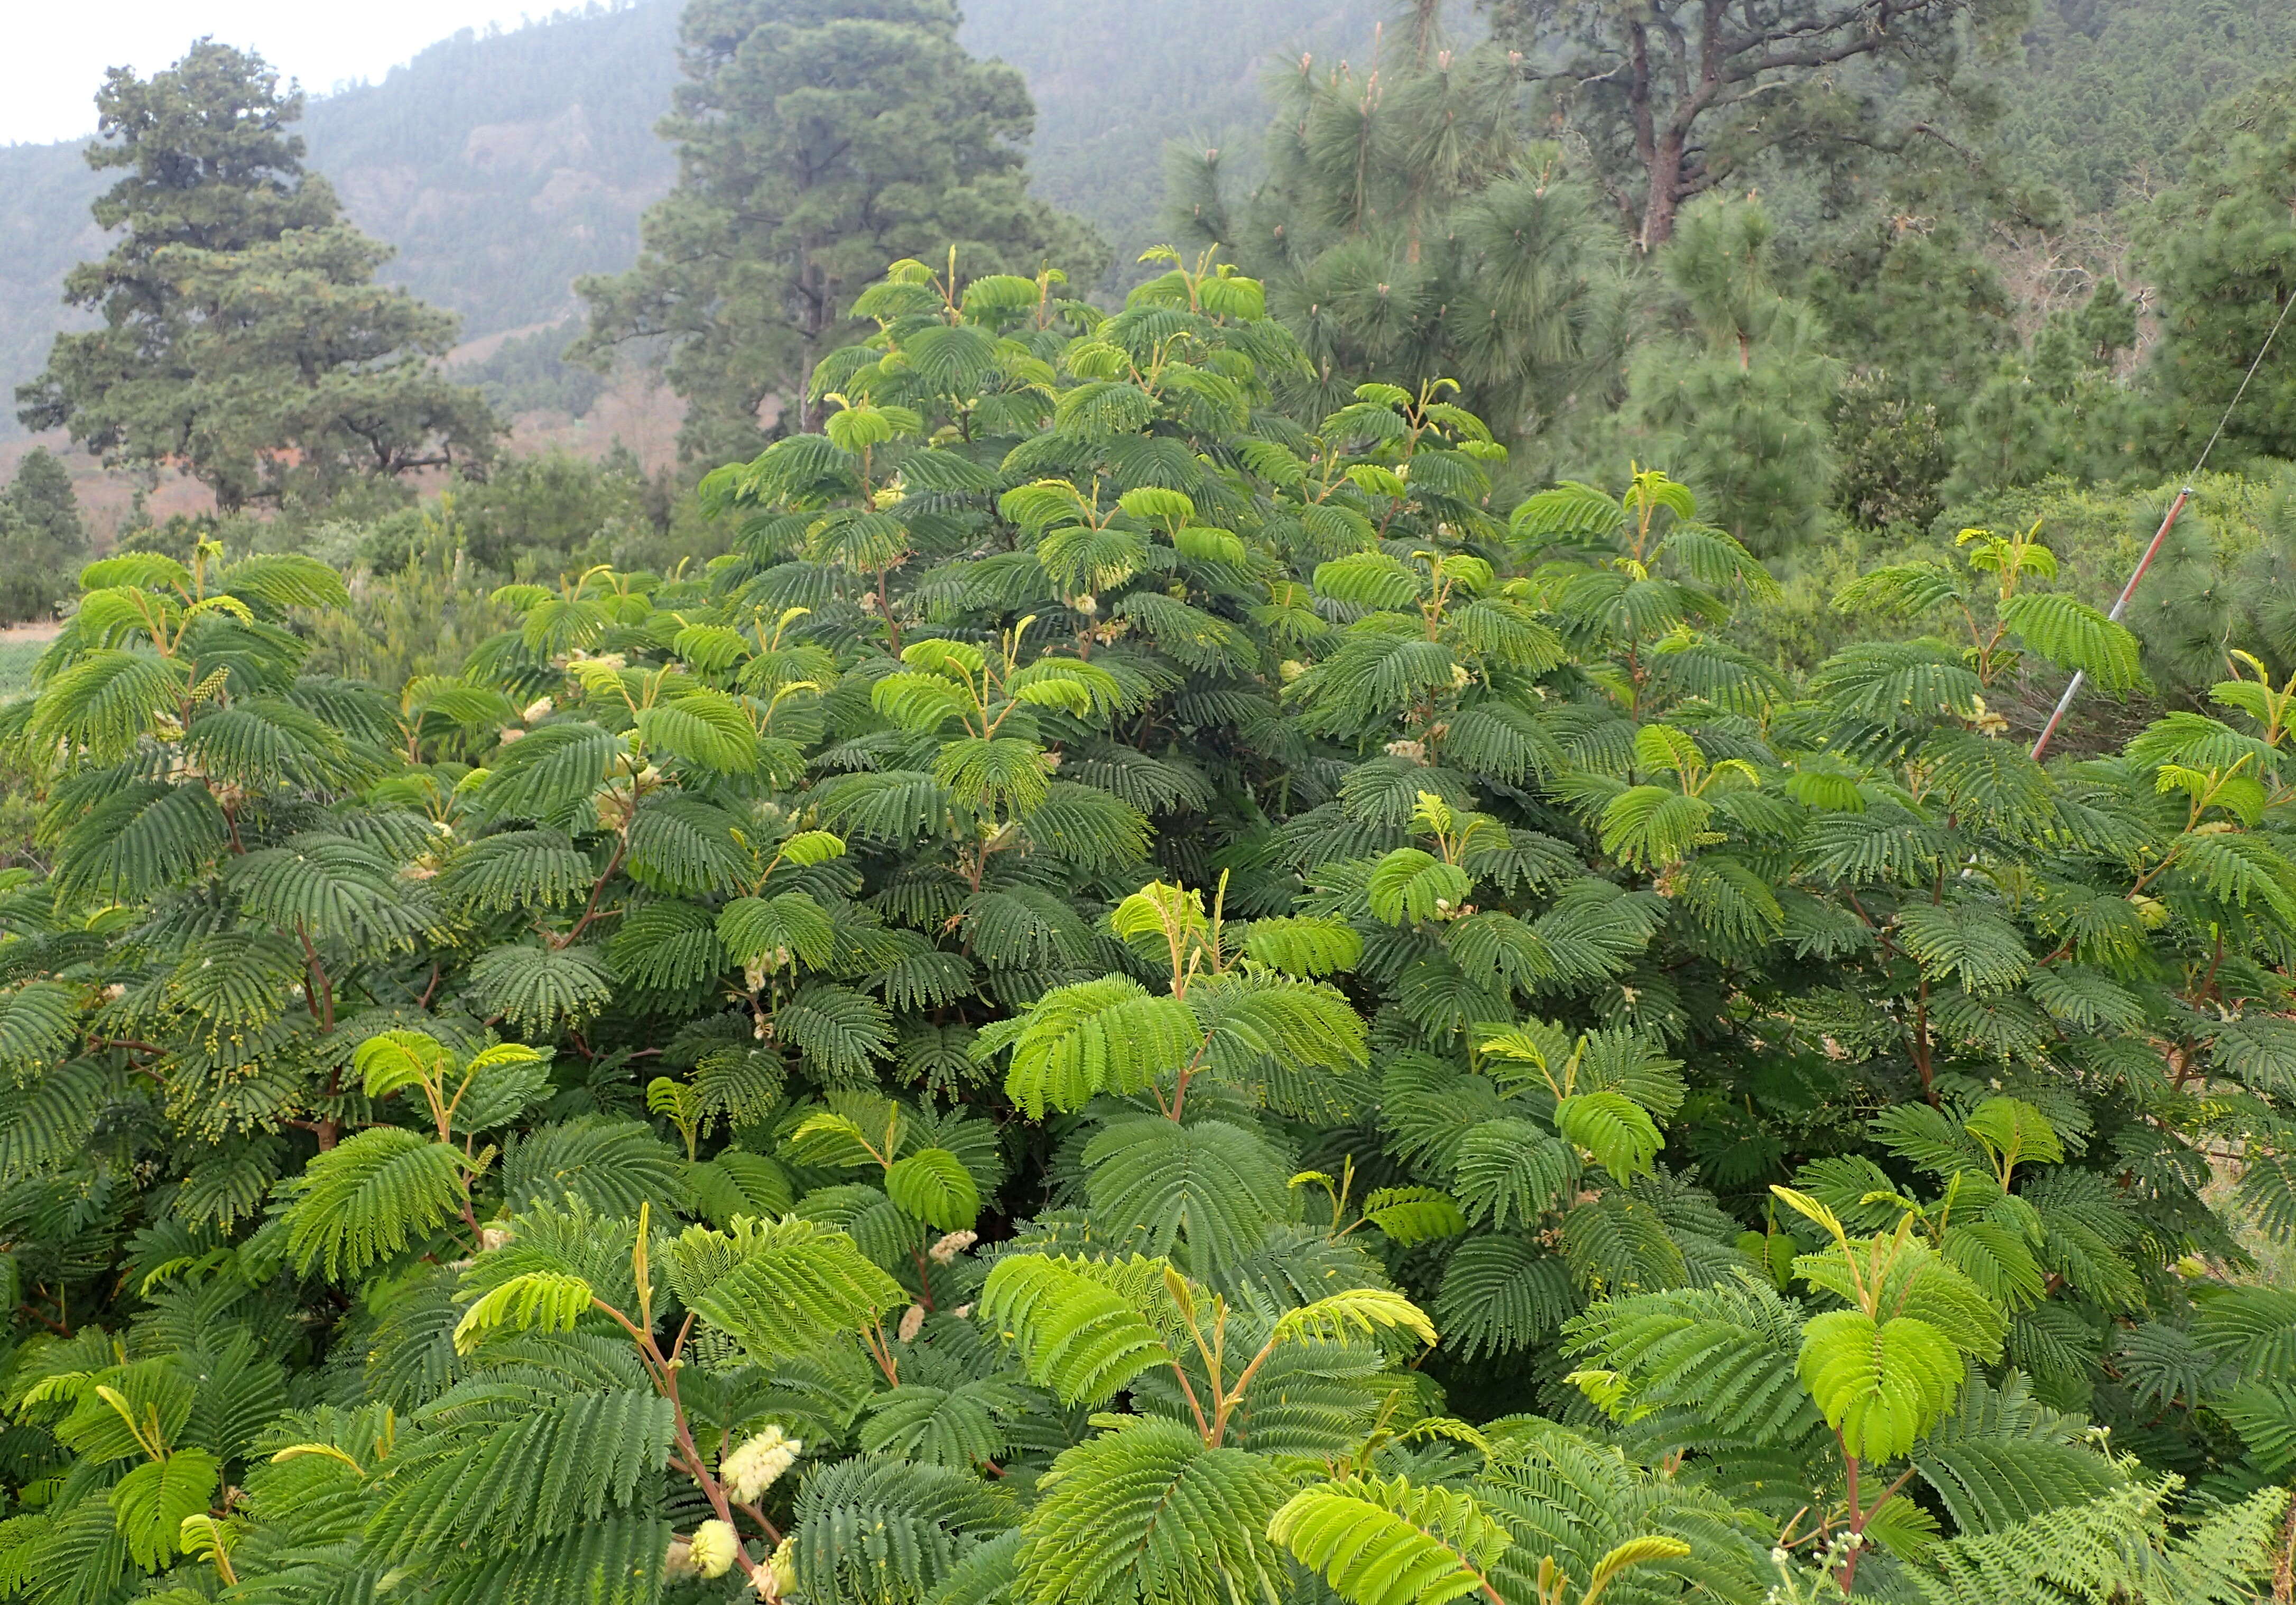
1170;18;1625;441
2138;70;2296;468
14;42;498;510
0;450;87;624
574;0;1107;462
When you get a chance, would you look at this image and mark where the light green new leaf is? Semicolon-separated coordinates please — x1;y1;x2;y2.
452;1271;595;1353
1798;1308;1966;1460
1268;1476;1510;1605
1555;1091;1663;1180
884;1147;981;1230
1367;849;1473;925
108;1449;220;1569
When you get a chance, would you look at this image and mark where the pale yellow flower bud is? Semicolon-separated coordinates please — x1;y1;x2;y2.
764;1535;798;1598
927;1229;976;1265
690;1519;739;1579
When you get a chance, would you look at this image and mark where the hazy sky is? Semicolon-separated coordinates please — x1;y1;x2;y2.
3;2;548;147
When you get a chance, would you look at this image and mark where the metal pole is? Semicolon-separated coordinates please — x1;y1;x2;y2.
2026;486;2192;763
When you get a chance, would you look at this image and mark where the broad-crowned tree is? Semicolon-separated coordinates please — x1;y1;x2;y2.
15;41;498;512
1489;0;2029;248
574;0;1106;464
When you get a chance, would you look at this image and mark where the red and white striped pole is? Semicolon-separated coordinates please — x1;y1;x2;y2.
2026;486;2191;763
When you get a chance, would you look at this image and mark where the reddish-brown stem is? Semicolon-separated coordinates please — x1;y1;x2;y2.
296;924;335;1032
560;831;631;947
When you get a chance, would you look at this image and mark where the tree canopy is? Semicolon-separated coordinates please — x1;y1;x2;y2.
14;41;497;511
573;0;1106;463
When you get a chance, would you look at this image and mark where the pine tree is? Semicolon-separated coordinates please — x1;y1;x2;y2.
574;0;1107;464
1167;2;1626;442
2136;69;2296;467
1623;200;1839;555
1489;0;2027;249
14;42;498;511
0;449;88;623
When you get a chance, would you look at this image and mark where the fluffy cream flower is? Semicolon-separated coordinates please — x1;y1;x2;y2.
690;1519;740;1579
927;1229;977;1265
721;1425;802;1503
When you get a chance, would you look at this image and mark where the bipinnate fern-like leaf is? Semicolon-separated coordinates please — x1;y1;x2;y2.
451;1271;595;1353
1017;1418;1290;1605
1885;1478;2283;1605
1894;903;2033;995
1792;1238;2008;1361
1913;1435;2124;1533
228;834;427;948
368;1383;674;1560
0;1058;118;1181
1796;1309;1965;1461
718;890;836;972
32;650;189;762
789;1454;1015;1605
503;1117;688;1216
107;1450;219;1569
0;982;78;1068
467;943;616;1036
1268;1475;1511;1605
974;975;1199;1117
424;1511;669;1605
1998;592;2143;693
475;721;620;825
1081;1116;1290;1272
977;1254;1174;1407
625;792;753;894
1239;915;1364;976
774;982;896;1084
1272;1288;1438;1348
1564;1274;1823;1449
883;1147;981;1230
606;899;723;991
1362;1187;1470;1247
52;781;229;902
1598;786;1712;871
1436;1237;1576;1361
634;685;758;772
1187;971;1369;1087
1553;1092;1663;1181
1452;1119;1576;1229
436;829;594;915
857;1378;1021;1469
682;1217;906;1361
1367;848;1473;925
282;1129;468;1280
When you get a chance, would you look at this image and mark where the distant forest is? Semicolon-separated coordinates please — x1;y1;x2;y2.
3;0;2289;439
0;0;1391;433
